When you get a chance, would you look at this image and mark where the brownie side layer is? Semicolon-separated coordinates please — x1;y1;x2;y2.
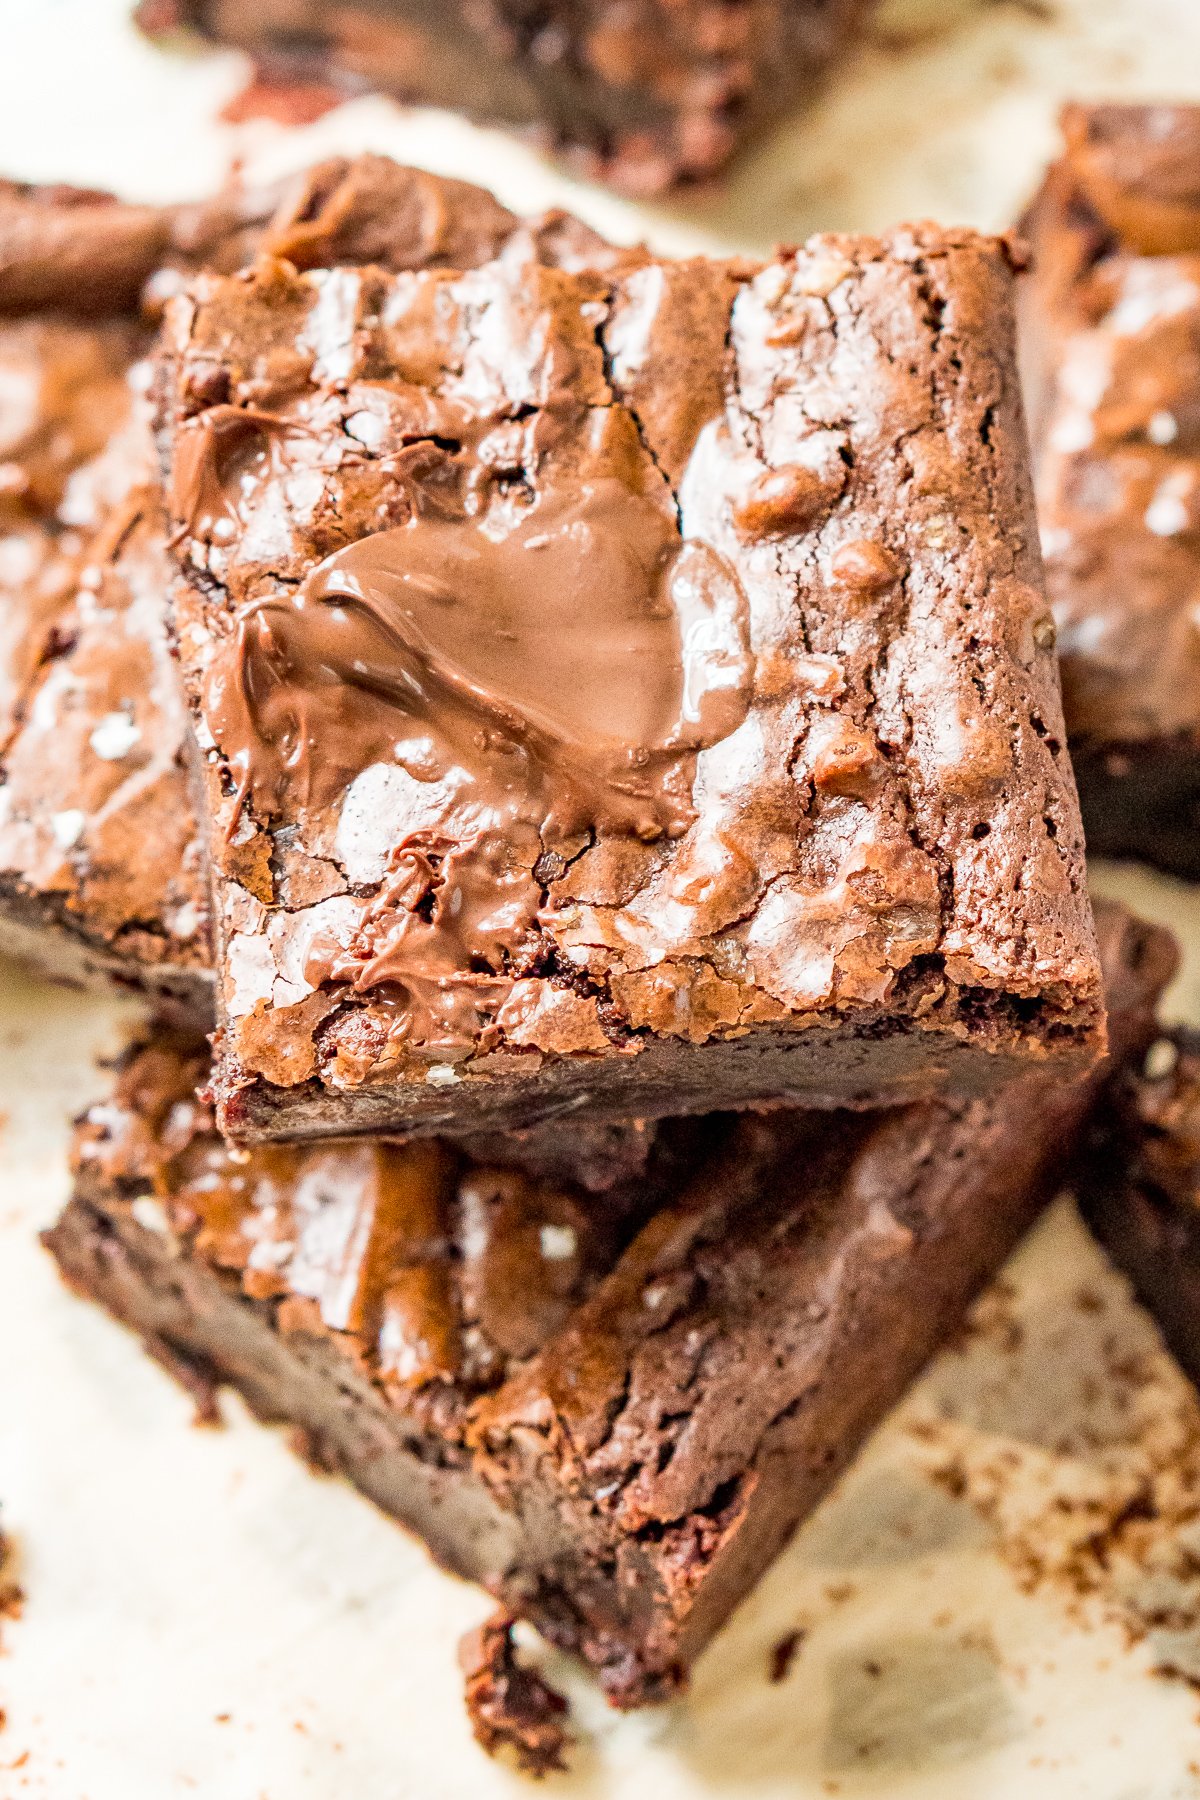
157;224;1102;1142
44;901;1168;1706
1022;104;1200;877
137;0;871;196
0;160;609;1015
1079;1026;1200;1388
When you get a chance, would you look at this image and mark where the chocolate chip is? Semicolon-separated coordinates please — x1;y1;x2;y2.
829;538;900;593
734;464;831;539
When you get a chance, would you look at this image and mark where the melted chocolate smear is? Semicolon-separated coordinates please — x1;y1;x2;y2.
198;426;752;1039
207;474;752;841
171;406;306;546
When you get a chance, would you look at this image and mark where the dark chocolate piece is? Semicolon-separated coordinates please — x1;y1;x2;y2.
157;225;1103;1142
1022;104;1200;877
0;160;608;1014
1079;1024;1200;1388
136;0;872;196
43;902;1164;1706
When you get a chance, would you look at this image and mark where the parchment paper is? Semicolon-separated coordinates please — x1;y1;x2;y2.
5;2;1200;1792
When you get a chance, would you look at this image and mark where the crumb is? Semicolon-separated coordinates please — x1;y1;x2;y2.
823;1582;857;1606
220;72;345;127
458;1612;570;1778
214;1713;231;1725
769;1629;805;1684
0;1530;24;1625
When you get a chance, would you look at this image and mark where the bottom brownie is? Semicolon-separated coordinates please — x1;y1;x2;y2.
44;902;1172;1707
1079;1026;1200;1385
1072;737;1200;881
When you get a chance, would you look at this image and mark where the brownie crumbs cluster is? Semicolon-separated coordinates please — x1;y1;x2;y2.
908;1234;1200;1691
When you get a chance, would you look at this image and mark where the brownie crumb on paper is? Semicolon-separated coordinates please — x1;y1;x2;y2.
458;1613;571;1778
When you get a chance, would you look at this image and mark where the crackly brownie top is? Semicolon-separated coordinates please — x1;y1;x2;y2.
159;224;1099;1092
0;160;604;975
0;312;140;747
1027;104;1200;746
0;173;290;968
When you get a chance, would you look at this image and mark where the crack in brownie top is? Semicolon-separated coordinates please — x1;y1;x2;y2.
156;224;1102;1126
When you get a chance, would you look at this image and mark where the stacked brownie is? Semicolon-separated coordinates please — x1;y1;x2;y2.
46;898;1171;1709
7;147;1178;1746
1023;104;1200;877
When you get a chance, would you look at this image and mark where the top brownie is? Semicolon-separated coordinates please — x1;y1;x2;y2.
1022;105;1200;874
158;224;1103;1144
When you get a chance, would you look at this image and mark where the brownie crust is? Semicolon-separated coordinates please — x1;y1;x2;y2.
1023;104;1200;876
138;0;871;196
43;901;1165;1706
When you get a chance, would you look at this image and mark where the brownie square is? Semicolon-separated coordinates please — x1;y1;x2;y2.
0;159;604;1015
137;0;871;196
44;899;1170;1706
157;225;1103;1143
1022;104;1200;877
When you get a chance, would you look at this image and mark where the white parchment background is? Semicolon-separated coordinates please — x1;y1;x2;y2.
5;1;1200;1792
